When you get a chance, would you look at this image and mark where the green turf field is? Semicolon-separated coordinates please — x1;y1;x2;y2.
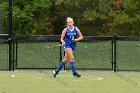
0;70;139;93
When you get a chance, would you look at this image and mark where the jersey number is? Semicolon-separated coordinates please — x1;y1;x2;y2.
70;36;74;40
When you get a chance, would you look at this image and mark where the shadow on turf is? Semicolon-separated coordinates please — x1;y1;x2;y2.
2;91;6;93
114;73;138;87
38;70;68;86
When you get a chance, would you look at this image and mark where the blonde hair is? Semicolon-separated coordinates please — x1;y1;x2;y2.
67;17;74;22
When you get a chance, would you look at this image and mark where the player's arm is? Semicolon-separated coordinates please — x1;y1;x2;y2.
75;27;83;42
61;28;66;45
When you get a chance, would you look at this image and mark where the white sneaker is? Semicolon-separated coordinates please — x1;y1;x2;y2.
52;70;57;78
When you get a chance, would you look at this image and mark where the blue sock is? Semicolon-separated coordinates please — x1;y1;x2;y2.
55;61;65;74
70;62;77;74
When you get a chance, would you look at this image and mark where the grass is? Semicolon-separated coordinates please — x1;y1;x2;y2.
0;70;140;93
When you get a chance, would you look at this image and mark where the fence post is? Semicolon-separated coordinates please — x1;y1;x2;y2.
113;35;117;72
111;37;114;70
8;0;13;71
15;37;18;69
63;51;66;70
12;34;15;71
59;42;66;70
59;43;62;62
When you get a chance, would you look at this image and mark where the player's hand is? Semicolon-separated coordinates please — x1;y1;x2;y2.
61;41;65;46
72;39;76;44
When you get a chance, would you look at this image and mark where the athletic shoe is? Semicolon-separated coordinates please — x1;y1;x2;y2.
73;73;81;78
53;70;57;78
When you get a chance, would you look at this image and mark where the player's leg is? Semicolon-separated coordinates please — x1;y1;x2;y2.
55;54;69;72
53;54;68;77
63;54;69;62
65;48;81;77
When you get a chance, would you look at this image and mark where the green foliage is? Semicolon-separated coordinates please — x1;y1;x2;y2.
0;0;51;35
82;0;140;35
0;0;140;35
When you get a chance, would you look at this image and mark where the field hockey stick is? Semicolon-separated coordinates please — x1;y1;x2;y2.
46;44;62;49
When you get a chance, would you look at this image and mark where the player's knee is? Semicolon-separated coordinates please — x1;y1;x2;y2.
69;57;74;61
63;59;68;62
63;56;68;62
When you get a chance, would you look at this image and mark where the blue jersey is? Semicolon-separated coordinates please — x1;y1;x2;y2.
64;26;77;44
63;26;77;51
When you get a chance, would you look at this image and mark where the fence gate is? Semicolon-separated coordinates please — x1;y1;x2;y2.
14;35;116;71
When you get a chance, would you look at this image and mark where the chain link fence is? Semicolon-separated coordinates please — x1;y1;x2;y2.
14;36;114;70
117;36;140;71
0;35;140;71
0;34;9;70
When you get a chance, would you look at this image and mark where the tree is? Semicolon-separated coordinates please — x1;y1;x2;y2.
0;0;51;35
0;0;140;35
82;0;140;35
